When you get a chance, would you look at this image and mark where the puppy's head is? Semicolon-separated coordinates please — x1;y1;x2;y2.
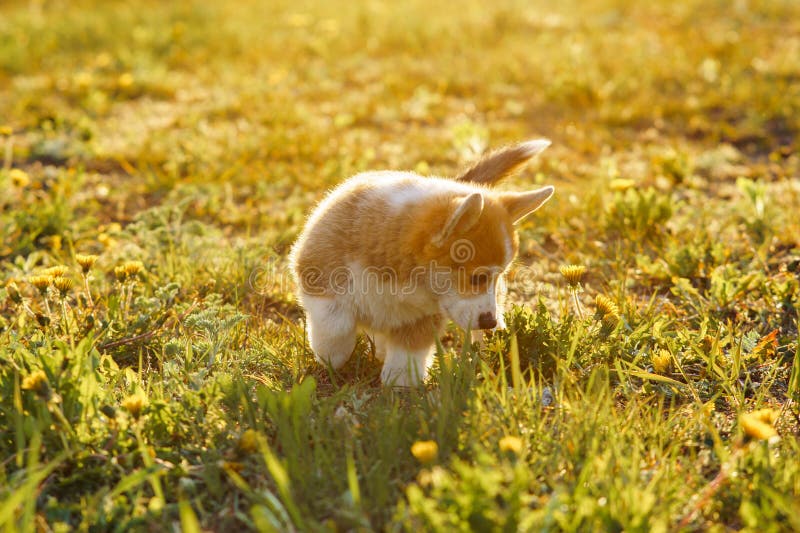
410;139;554;330
419;185;553;331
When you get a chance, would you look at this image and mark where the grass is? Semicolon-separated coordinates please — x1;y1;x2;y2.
1;0;799;530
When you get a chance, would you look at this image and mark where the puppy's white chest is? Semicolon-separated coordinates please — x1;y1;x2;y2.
345;263;436;330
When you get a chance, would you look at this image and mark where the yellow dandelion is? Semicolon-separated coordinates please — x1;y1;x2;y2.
5;280;22;304
73;71;93;89
652;350;672;374
94;52;112;68
28;275;52;294
595;294;619;317
609;178;635;191
121;394;147;420
238;429;260;454
43;266;69;278
559;264;586;287
113;265;127;281
600;312;620;335
48;235;62;253
410;440;438;464
499;435;523;455
0;125;12;136
123;260;145;277
116;260;144;281
97;233;117;248
21;370;51;399
75;254;99;274
117;72;134;88
740;410;779;440
9;168;30;188
52;276;74;297
750;408;779;425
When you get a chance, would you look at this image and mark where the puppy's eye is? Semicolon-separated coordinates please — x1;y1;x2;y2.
470;272;490;286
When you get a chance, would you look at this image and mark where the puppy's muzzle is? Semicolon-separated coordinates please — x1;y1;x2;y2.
478;312;497;330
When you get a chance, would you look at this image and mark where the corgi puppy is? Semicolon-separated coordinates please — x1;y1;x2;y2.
290;140;554;386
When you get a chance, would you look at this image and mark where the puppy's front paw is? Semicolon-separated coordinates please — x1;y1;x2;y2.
380;365;422;387
380;345;433;387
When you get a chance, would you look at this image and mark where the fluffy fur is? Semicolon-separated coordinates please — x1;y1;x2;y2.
290;140;554;386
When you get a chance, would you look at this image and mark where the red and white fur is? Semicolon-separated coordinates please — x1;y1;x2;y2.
290;140;554;386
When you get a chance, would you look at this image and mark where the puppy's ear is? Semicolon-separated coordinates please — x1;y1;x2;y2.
456;139;550;185
499;186;554;224
434;193;484;245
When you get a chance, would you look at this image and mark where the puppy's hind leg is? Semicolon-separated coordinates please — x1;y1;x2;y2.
301;294;356;369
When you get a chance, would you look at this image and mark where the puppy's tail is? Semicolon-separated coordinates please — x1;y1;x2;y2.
456;139;550;185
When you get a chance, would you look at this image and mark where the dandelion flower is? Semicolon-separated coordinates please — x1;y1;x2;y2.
29;275;52;295
43;266;69;278
600;312;620;335
609;178;635;191
117;72;134;88
123;260;145;277
559;264;586;287
410;440;438;464
0;125;12;136
750;408;779;425
595;294;619;317
5;280;22;304
740;410;779;440
9;168;30;188
75;254;99;274
98;233;116;248
238;429;260;454
94;52;112;68
21;370;51;399
114;265;127;281
652;350;672;374
52;276;74;297
121;394;147;420
47;235;62;253
116;260;145;281
499;435;523;455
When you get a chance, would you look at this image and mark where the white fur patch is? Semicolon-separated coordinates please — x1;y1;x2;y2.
341;261;439;331
357;171;479;210
440;288;498;331
300;294;354;330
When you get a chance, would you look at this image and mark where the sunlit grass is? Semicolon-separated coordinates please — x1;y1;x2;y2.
1;0;799;530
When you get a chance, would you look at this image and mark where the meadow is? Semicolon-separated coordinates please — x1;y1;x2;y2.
1;0;799;530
